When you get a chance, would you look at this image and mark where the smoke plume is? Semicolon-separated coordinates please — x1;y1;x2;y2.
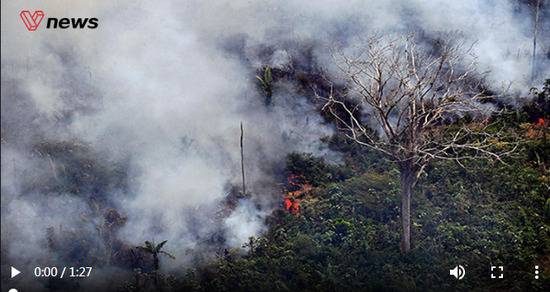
1;0;548;285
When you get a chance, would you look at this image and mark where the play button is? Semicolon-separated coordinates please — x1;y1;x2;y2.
11;266;21;278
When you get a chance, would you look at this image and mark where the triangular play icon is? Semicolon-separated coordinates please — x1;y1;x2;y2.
11;266;21;278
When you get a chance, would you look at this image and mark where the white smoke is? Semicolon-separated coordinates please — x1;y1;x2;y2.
224;200;268;248
1;0;548;281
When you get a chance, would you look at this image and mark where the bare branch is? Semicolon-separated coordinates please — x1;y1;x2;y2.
319;35;516;172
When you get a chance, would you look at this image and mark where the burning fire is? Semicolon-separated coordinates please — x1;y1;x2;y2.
524;117;548;139
282;174;314;215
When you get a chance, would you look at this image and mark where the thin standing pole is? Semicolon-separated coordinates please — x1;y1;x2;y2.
240;122;246;195
531;0;541;83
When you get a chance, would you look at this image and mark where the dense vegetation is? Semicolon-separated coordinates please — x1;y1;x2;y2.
18;81;549;292
161;82;550;292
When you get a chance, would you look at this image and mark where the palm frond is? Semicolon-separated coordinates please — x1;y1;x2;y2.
155;240;168;252
136;246;153;254
159;250;176;259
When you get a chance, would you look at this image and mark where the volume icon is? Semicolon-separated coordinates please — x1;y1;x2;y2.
450;265;466;280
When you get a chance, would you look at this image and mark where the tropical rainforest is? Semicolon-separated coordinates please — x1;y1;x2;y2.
1;1;549;292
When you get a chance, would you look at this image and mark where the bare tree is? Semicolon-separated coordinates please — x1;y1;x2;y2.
531;0;542;83
318;36;517;253
240;122;247;195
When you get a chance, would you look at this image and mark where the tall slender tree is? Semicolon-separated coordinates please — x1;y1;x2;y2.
531;0;542;83
240;122;247;195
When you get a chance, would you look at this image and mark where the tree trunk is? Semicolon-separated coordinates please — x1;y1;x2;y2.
399;163;414;253
531;0;541;83
153;254;159;287
240;122;246;195
153;254;159;270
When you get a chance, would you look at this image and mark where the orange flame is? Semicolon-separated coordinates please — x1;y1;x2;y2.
524;117;548;139
282;174;313;215
283;197;292;210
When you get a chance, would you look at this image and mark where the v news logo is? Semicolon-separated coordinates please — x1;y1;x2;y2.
19;9;99;31
20;10;45;32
